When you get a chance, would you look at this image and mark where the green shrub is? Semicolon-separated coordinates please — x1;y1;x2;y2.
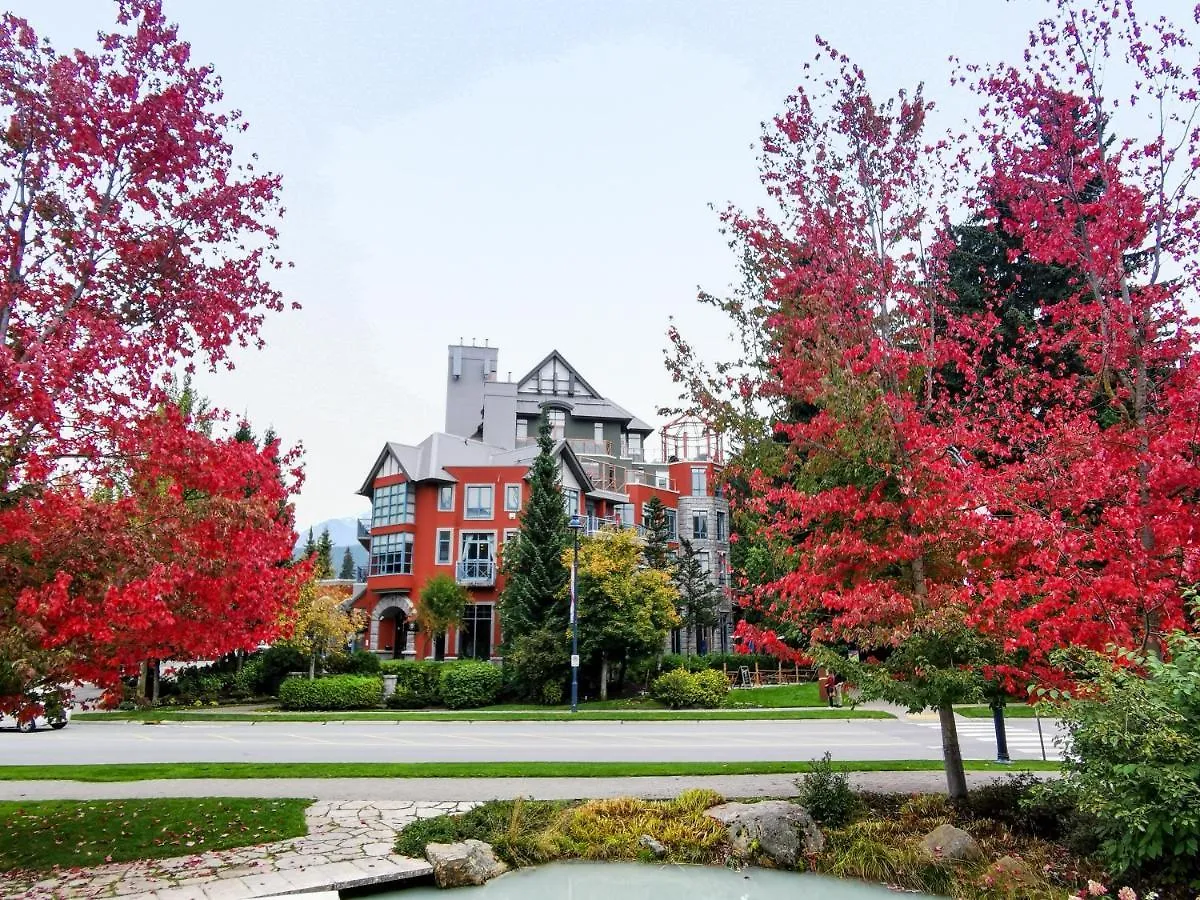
797;752;861;827
1039;631;1200;888
380;660;449;707
540;680;564;706
439;661;502;709
278;675;382;710
502;628;569;702
258;645;309;695
649;668;725;709
326;650;382;676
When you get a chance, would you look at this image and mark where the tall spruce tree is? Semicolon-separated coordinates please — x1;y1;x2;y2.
315;528;335;579
499;418;570;647
302;527;316;559
339;547;356;580
641;496;674;571
674;538;722;645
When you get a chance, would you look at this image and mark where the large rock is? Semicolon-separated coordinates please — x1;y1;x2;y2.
704;800;824;867
919;824;983;863
424;840;509;887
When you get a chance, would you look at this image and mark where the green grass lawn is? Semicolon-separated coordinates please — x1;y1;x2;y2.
0;797;310;872
955;704;1053;718
0;759;1062;783
725;683;822;707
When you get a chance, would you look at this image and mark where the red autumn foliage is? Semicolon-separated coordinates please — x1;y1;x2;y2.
0;1;301;699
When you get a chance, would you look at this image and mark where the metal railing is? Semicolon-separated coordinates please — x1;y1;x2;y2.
456;558;496;586
624;469;676;492
579;516;646;538
357;517;371;541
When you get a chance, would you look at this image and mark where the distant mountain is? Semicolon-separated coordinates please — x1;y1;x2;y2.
294;515;369;573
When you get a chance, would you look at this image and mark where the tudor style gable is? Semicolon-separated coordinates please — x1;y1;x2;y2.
516;351;600;399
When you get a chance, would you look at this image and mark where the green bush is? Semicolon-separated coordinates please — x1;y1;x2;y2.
326;650;382;676
502;627;569;702
650;668;726;709
381;660;450;707
258;645;309;695
1041;630;1200;888
797;752;860;827
439;661;502;709
278;675;382;711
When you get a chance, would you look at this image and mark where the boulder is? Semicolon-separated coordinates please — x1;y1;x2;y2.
639;834;667;858
704;800;824;867
424;840;509;888
987;854;1037;886
919;824;983;863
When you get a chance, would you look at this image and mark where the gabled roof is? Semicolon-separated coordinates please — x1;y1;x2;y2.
516;350;602;399
357;433;508;496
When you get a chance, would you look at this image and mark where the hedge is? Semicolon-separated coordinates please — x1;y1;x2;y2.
380;660;452;709
278;675;382;710
439;661;502;709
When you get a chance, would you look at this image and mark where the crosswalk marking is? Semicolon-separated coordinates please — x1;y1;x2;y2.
913;721;1062;760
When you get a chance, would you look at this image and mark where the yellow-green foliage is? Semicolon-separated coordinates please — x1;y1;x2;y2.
550;789;727;864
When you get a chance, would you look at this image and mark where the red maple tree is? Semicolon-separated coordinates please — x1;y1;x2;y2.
0;1;302;704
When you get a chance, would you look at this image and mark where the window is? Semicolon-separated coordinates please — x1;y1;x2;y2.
616;503;634;526
465;485;493;519
437;484;454;512
459;532;496;583
670;627;682;655
435;528;453;565
547;408;565;440
628;433;643;460
372;482;414;526
717;551;728;584
593;422;604;443
664;509;677;541
719;613;730;653
503;528;520;545
695;550;710;573
691;467;707;496
504;484;522;512
515;419;528;442
370;532;413;576
692;509;708;540
563;487;579;517
459;604;493;660
716;510;727;541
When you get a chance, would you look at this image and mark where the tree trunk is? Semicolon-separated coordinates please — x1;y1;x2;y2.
938;702;968;800
137;660;149;700
150;660;160;705
309;652;317;680
600;655;609;701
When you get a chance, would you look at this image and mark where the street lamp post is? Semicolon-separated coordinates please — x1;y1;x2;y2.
568;515;582;713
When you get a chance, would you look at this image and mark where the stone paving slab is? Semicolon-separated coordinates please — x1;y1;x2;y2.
3;800;476;900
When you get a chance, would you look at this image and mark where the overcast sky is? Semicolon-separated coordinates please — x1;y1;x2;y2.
11;1;1191;528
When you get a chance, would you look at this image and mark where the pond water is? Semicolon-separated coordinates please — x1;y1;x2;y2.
379;861;923;899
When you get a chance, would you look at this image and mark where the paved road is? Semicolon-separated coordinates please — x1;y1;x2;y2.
0;717;1064;765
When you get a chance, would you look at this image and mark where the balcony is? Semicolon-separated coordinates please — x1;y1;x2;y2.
625;469;676;492
357;517;371;548
580;459;625;492
456;558;497;587
566;438;612;457
578;515;645;538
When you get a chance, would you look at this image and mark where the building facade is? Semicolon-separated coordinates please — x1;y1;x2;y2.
353;343;732;660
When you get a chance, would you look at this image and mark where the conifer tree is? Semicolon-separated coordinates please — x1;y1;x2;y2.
674;538;722;641
339;547;356;580
499;418;570;647
302;527;316;560
315;528;335;580
641;496;674;571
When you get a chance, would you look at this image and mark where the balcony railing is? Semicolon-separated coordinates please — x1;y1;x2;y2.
456;558;497;587
624;469;676;492
357;517;371;546
579;515;646;538
566;438;612;456
580;459;626;492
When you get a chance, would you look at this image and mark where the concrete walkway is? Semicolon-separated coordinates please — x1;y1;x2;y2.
0;770;1042;804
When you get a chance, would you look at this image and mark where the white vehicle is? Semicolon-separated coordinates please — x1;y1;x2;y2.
0;691;71;732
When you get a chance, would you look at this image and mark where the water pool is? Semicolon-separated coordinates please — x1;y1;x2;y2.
374;860;922;898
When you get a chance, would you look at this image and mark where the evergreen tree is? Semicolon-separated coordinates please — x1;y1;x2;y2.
302;527;316;559
499;418;570;649
339;547;356;580
641;496;673;571
315;528;335;579
233;417;255;444
674;538;722;639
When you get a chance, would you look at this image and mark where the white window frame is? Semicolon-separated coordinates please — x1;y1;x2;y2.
628;432;643;459
716;510;727;541
691;467;707;496
547;408;565;440
464;484;494;520
693;509;708;540
504;483;522;512
459;530;498;563
372;482;415;526
593;422;604;443
435;527;454;566
437;484;455;512
562;486;579;517
664;508;678;541
503;528;520;544
515;419;529;442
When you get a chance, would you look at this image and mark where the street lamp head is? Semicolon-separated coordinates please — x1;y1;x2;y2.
569;515;583;531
